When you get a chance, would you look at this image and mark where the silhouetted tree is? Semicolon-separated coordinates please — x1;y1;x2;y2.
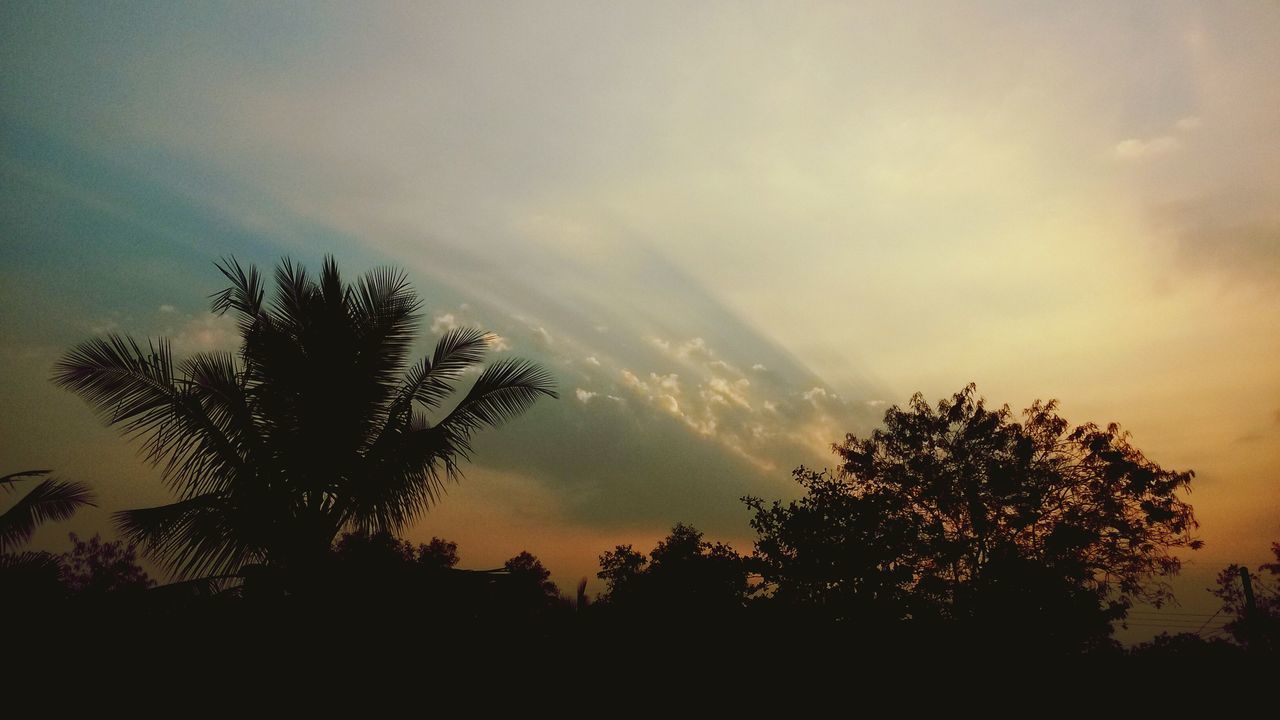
501;551;563;616
504;552;558;597
54;256;557;590
1128;631;1244;661
597;523;748;617
745;385;1200;652
744;467;921;622
331;529;460;573
60;532;153;595
417;537;460;570
1211;541;1280;653
0;469;95;603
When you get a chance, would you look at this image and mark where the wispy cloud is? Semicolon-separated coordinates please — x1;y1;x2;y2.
430;313;458;333
1114;136;1180;160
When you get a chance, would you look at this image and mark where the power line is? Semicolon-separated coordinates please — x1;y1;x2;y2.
1195;607;1223;634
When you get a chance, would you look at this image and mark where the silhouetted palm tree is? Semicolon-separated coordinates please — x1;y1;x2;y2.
0;469;95;585
54;257;557;585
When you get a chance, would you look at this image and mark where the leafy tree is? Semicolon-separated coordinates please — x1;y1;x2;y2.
331;529;459;572
60;532;154;595
1128;631;1244;661
502;551;562;613
54;256;557;587
417;537;460;570
597;544;648;599
597;523;748;615
745;385;1200;649
1211;541;1280;653
744;467;920;621
504;551;559;597
328;529;465;607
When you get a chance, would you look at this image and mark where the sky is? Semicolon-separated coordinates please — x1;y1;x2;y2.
2;1;1278;640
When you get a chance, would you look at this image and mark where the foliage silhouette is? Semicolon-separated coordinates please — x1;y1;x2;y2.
417;536;462;569
1211;541;1280;653
1;469;95;602
53;256;557;587
503;550;561;607
60;532;154;595
745;384;1201;651
1;469;95;553
597;522;749;618
1128;631;1244;661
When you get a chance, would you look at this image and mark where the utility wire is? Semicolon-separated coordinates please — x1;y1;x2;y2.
1194;607;1223;635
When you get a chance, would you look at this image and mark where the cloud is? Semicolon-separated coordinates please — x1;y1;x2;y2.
584;355;601;367
651;335;717;362
158;304;176;314
752;363;767;371
1114;136;1180;160
1175;116;1202;131
649;372;680;395
488;333;511;351
431;313;458;333
802;386;833;403
575;388;598;403
620;369;649;393
530;325;554;346
677;337;713;360
655;394;680;415
705;376;751;410
172;313;240;354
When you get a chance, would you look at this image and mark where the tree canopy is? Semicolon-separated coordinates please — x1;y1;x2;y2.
597;522;749;616
745;384;1201;648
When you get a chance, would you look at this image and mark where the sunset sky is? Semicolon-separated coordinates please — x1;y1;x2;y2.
2;1;1278;639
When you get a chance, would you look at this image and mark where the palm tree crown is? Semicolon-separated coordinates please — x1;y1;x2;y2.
54;256;557;581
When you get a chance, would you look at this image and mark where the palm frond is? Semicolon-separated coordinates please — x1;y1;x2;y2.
362;326;494;456
149;574;244;598
319;254;345;310
270;256;315;333
211;256;265;332
53;334;247;499
0;478;96;552
116;494;256;580
440;357;558;438
345;420;461;533
53;333;176;423
350;265;421;379
414;326;493;409
0;550;66;591
179;352;253;442
0;550;64;574
1;469;52;492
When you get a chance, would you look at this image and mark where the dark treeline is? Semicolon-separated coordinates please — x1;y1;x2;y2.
3;256;1276;664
